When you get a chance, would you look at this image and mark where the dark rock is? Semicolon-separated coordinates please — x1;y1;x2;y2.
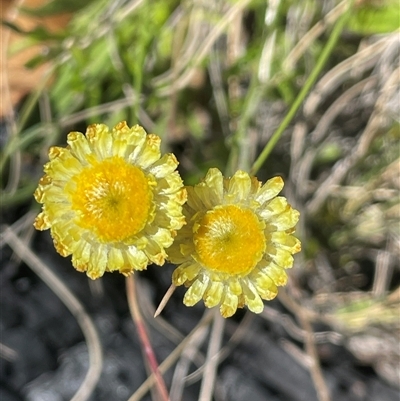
229;323;319;401
367;378;400;401
1;327;53;391
218;366;280;401
0;386;23;401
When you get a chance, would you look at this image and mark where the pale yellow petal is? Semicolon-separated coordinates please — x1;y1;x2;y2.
255;271;278;300
108;247;125;271
266;246;295;269
204;168;224;204
135;134;161;168
272;207;300;231
44;152;82;180
71;240;92;271
86;124;111;160
114;123;146;158
228;278;243;296
186;186;205;211
172;261;201;285
258;197;288;219
193;183;215;210
242;280;264;314
150;153;179;178
93;125;113;159
125;246;148;271
227;170;252;201
271;232;301;253
33;212;51;231
67;132;92;164
151;228;174;249
220;292;239;318
255;176;284;204
254;271;275;296
184;277;209;306
87;245;108;279
262;262;288;286
204;281;224;308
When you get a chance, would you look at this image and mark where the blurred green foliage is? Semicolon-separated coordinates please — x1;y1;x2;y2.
348;0;400;34
2;3;399;378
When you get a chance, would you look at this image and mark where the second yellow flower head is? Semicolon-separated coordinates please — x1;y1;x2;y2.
168;168;301;317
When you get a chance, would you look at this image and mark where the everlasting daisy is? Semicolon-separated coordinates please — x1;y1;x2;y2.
168;168;300;317
34;121;186;279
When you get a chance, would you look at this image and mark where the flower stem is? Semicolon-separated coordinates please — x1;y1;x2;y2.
250;1;352;176
126;275;170;401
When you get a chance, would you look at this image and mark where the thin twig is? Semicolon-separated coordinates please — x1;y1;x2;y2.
298;313;331;401
126;275;170;401
2;226;103;401
250;1;352;175
127;310;214;401
154;284;176;317
278;289;331;401
283;0;348;72
0;342;18;362
169;324;210;401
156;0;252;96
184;311;254;385
198;310;225;401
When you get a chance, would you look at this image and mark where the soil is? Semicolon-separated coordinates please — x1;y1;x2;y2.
1;228;399;401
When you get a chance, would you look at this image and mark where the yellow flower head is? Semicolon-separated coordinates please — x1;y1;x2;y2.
34;121;187;279
168;168;301;317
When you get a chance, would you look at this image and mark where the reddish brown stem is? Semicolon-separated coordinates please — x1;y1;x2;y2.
126;275;170;401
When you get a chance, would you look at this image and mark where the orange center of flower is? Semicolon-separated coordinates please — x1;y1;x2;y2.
193;204;266;275
70;156;153;243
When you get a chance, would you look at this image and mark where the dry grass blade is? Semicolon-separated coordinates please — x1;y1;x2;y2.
154;284;176;318
307;67;400;214
0;211;36;250
298;313;331;401
0;342;18;362
169;324;209;401
283;0;348;72
304;33;398;116
198;310;225;401
1;226;103;401
309;76;378;144
127;310;214;401
279;289;331;401
183;311;254;386
156;0;252;96
137;285;194;351
372;249;393;298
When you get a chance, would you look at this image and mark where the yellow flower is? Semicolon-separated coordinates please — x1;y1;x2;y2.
34;121;187;279
168;168;301;317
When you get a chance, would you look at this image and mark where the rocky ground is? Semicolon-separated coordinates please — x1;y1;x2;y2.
1;227;399;401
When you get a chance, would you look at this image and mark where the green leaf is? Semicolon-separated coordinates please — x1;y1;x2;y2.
19;0;96;17
348;1;400;34
24;54;49;69
2;20;65;41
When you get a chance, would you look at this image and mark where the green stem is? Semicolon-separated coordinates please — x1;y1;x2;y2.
250;2;352;176
226;74;263;176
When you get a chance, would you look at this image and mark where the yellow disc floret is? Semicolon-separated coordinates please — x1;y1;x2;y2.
194;205;266;275
33;122;186;279
168;168;301;317
70;156;154;243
